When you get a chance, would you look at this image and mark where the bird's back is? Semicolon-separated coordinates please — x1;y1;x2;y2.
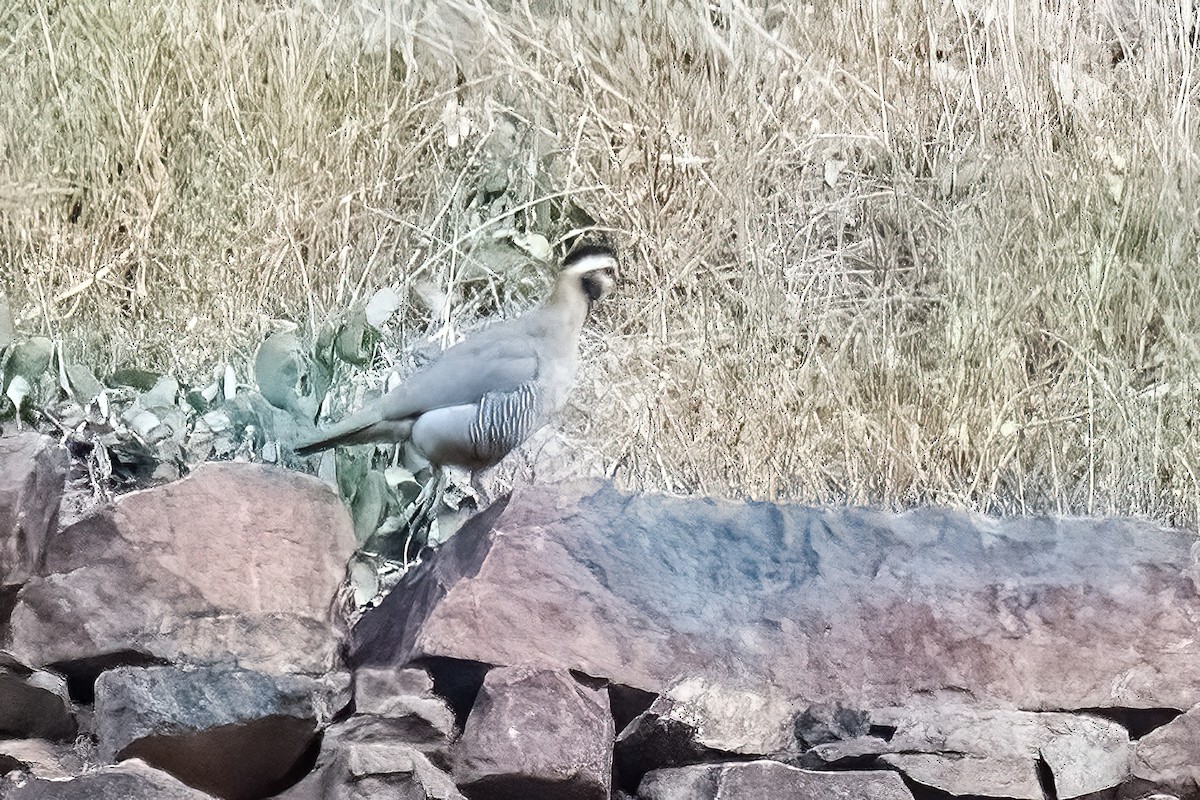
380;312;546;422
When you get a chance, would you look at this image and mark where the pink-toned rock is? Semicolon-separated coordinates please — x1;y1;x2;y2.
452;667;613;800
0;434;66;604
352;480;1200;714
9;463;355;684
639;760;913;800
94;665;322;800
4;758;217;799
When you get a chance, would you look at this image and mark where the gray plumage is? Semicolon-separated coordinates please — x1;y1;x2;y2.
294;245;618;471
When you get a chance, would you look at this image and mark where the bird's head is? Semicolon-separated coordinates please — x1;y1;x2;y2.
559;243;618;304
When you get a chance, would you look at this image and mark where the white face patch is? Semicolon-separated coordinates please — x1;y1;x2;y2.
562;253;618;277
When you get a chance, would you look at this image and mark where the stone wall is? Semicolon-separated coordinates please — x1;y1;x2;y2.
1;431;1197;799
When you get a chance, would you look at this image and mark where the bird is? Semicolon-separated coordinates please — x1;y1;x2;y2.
295;243;618;485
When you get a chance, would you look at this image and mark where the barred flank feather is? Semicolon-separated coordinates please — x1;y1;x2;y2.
472;382;539;465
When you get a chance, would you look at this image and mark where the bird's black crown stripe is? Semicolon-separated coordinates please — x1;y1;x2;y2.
561;243;617;268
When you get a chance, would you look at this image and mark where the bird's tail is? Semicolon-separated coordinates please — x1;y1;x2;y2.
293;406;406;457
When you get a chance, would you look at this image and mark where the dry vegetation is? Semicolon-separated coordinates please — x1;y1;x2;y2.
2;0;1199;526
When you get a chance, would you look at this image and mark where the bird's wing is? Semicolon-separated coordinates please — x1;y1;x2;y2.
379;318;542;421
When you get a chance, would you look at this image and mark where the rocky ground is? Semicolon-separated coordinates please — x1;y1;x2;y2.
1;430;1198;799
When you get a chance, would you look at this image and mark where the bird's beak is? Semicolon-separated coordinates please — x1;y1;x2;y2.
597;265;618;297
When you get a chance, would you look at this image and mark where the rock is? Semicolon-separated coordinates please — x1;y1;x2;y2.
352;480;1200;714
0;737;83;780
791;702;872;748
93;665;322;800
275;740;464;800
4;758;217;799
351;667;456;741
615;686;1131;798
314;669;354;727
10;463;355;687
0;434;67;602
1132;704;1200;798
804;705;1130;799
638;760;913;800
329;667;456;767
0;652;75;740
614;677;791;788
452;667;613;800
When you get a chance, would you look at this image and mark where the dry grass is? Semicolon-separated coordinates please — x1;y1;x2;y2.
2;0;1199;527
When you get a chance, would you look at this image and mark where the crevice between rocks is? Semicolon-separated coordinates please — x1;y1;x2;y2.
0;585;19;641
462;772;598;800
612;722;758;795
1074;706;1183;739
899;774;1022;800
55;651;170;704
869;723;898;742
416;656;491;731
782;751;889;771
115;714;318;800
1034;752;1059;800
278;729;323;797
607;682;656;736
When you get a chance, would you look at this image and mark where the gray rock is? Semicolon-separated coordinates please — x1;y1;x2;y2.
452;667;613;800
0;433;66;597
274;741;464;800
352;480;1200;714
4;758;217;799
637;764;719;800
615;686;1131;798
356;666;435;704
615;677;791;787
10;463;356;684
93;665;321;800
1132;704;1200;798
804;706;1131;799
350;667;455;742
329;667;456;768
638;761;913;800
791;702;872;747
0;653;75;740
0;737;83;780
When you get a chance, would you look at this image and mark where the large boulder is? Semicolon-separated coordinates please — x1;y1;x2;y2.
451;667;614;800
0;434;67;617
9;463;355;685
93;664;323;800
352;480;1200;715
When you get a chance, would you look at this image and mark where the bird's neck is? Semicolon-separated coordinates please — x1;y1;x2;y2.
544;276;592;332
